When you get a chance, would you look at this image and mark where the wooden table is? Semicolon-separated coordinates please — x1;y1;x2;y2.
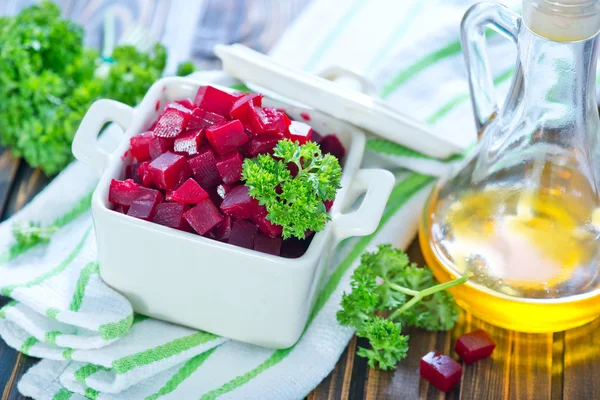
0;148;598;400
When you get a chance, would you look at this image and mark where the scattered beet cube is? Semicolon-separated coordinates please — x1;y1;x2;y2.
420;351;462;393
228;219;258;249
210;215;232;241
188;146;221;188
109;179;140;206
170;178;209;204
216;183;234;199
206;120;249;155
220;185;264;219
174;129;205;156
152;202;189;230
183;199;224;235
260;108;288;135
153;105;192;138
194;86;237;117
125;163;141;183
148;152;191;190
176;99;195;110
216;151;243;184
126;188;163;221
455;329;496;364
187;108;226;131
286;121;313;144
254;232;282;256
252;213;283;238
280;236;313;258
230;94;263;120
243;133;282;158
319;135;346;160
149;136;174;159
138;161;154;187
130;131;154;161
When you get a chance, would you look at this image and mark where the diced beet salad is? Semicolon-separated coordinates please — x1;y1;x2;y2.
108;85;346;258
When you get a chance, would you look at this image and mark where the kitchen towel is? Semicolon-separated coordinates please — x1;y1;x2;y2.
0;0;533;399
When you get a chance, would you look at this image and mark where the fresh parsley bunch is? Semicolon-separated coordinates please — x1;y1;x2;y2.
337;245;470;370
242;139;342;239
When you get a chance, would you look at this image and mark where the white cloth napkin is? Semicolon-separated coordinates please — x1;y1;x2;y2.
0;0;540;399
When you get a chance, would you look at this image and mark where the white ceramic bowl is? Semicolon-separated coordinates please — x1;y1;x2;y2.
73;77;394;348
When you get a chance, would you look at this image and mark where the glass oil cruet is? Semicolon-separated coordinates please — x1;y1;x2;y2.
420;0;600;332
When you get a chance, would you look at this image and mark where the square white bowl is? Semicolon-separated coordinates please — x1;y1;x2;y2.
73;77;394;348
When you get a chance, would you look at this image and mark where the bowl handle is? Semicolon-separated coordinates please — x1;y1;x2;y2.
72;99;134;175
333;169;395;241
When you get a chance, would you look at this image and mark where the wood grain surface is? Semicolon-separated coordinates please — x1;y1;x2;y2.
0;150;598;400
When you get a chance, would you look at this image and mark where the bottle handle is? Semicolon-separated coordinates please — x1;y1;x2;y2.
461;2;521;133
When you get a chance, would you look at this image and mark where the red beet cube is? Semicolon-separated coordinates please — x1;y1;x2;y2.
170;178;209;204
187;108;226;131
220;185;264;219
115;204;129;214
319;135;346;160
228;219;258;249
194;86;237;117
109;179;140;206
216;151;243;184
138;162;154;187
206;120;249;155
455;330;496;364
130;131;154;161
311;130;323;143
230;94;263;119
176;99;195;110
242;133;282;158
254;233;282;256
216;183;234;199
126;188;163;221
210;215;232;241
251;213;283;238
173;129;205;156
187;147;221;188
183;199;224;235
280;236;312;259
420;351;462;393
152;202;189;230
260;108;288;135
154;105;192;138
148;152;191;190
149;136;174;159
125;163;141;183
324;200;334;212
286;121;313;144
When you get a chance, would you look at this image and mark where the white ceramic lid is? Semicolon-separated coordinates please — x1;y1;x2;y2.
214;44;464;159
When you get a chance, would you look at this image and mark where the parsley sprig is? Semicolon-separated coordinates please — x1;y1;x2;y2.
242;139;342;239
337;245;470;370
12;221;59;248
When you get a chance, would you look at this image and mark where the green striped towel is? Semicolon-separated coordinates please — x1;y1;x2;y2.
6;0;531;398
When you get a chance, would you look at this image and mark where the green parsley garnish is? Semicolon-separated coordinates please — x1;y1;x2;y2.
337;244;470;370
242;139;342;240
12;221;59;248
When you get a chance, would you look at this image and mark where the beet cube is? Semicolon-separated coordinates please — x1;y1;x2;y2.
455;330;496;364
194;86;237;117
206;120;249;155
254;232;282;256
216;183;234;199
216;151;243;184
173;129;205;156
109;179;140;206
420;351;462;393
148;152;191;190
324;200;334;212
149;136;174;159
286;121;313;144
230;94;263;120
210;215;232;241
319;135;346;160
280;236;312;258
126;188;163;221
260;108;288;135
228;219;258;249
251;213;283;238
152;202;189;230
176;99;195;110
130;131;154;161
187;107;226;131
125;163;141;183
242;133;282;158
171;178;209;204
220;185;264;219
115;204;129;214
183;199;224;235
206;187;223;207
154;105;192;138
138;161;154;187
187;146;221;188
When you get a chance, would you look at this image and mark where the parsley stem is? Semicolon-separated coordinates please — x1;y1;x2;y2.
389;273;472;321
387;282;419;297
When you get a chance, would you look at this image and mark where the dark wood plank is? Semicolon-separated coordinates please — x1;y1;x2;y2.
308;336;358;400
0;148;21;214
563;316;600;399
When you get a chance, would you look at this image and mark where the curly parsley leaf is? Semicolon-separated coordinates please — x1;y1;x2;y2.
242;139;342;239
12;221;59;248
